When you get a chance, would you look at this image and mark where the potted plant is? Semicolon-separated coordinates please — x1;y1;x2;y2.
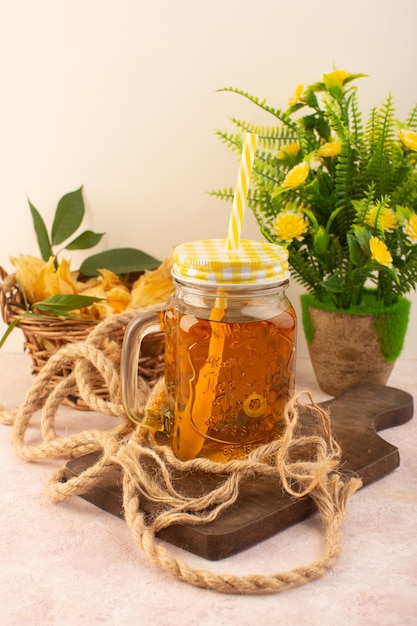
212;69;417;395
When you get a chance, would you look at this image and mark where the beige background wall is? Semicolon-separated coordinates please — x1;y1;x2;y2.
1;0;416;359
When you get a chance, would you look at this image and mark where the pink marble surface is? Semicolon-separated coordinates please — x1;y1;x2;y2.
0;352;416;626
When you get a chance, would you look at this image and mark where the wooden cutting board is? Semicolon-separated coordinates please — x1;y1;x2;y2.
64;384;413;560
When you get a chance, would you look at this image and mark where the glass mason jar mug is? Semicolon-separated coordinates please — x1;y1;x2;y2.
120;239;297;462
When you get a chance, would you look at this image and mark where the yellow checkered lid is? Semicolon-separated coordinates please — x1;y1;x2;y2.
172;239;290;286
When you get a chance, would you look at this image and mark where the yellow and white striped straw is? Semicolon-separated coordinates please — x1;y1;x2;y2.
225;132;258;250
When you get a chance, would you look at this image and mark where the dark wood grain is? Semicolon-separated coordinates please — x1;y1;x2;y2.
64;384;413;560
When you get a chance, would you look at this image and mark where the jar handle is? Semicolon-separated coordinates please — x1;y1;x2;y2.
120;305;168;432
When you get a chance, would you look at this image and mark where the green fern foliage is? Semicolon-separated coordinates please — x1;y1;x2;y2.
212;70;417;308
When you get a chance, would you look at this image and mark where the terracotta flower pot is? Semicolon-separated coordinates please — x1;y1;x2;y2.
300;293;411;396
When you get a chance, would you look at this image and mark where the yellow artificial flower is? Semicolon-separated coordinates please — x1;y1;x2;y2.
35;257;79;302
403;213;417;244
273;211;308;243
288;83;304;108
370;236;393;267
282;161;309;190
79;268;131;317
10;254;46;303
130;256;174;309
316;141;342;158
324;70;350;85
277;142;300;160
365;206;397;233
398;129;417;151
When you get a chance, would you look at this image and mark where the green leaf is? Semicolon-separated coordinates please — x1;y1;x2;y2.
347;232;364;265
16;277;30;310
313;227;329;257
65;230;105;250
51;186;85;246
0;319;20;348
370;262;400;284
34;294;104;313
303;207;319;230
321;273;343;293
343;73;368;86
286;102;305;116
349;268;372;285
395;204;412;223
326;205;344;233
322;74;344;100
353;225;372;251
301;113;317;132
79;248;161;276
303;87;319;109
28;199;53;261
314;115;332;142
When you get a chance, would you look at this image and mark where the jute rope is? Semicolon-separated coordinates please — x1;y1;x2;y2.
0;310;362;595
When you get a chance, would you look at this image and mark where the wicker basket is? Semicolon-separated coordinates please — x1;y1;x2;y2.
0;267;165;409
